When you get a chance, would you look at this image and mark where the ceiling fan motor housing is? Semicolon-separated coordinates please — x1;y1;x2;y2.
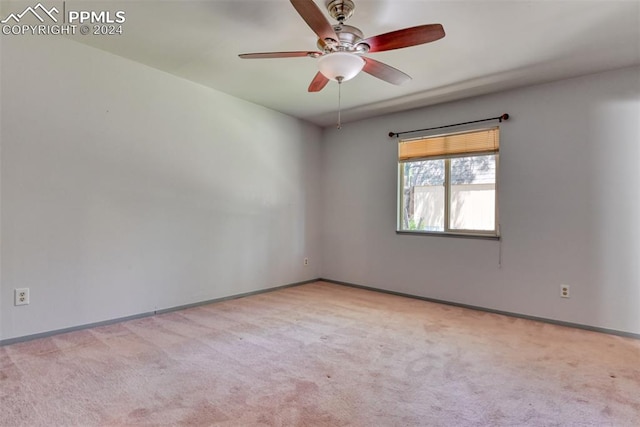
317;24;369;53
326;0;355;22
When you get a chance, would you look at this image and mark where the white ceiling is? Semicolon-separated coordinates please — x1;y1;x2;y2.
5;0;640;127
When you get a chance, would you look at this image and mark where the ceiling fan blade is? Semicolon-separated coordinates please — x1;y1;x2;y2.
363;57;411;85
239;51;320;59
290;0;338;47
308;72;330;92
361;24;445;53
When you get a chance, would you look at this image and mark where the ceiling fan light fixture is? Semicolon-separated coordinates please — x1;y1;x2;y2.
317;51;365;82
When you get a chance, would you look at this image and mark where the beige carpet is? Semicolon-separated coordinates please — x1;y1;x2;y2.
1;281;639;426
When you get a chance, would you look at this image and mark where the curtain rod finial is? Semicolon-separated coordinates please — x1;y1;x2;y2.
500;113;509;122
389;132;397;138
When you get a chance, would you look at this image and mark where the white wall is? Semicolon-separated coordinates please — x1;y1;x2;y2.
2;37;638;342
321;66;640;335
0;36;322;341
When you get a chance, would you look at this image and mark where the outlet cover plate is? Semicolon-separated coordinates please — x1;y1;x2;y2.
15;288;30;306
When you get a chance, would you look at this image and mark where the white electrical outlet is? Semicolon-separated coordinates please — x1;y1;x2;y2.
560;284;570;298
304;258;309;266
15;288;30;306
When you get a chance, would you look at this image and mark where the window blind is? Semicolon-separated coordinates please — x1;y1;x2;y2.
399;127;499;162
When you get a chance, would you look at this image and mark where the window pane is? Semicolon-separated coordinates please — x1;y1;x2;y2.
402;159;445;231
450;155;496;231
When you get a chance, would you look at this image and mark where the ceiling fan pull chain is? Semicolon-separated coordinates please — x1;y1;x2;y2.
337;76;343;129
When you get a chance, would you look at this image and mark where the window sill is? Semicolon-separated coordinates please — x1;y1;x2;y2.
396;230;500;240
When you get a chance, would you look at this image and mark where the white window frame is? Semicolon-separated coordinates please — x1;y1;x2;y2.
397;128;500;239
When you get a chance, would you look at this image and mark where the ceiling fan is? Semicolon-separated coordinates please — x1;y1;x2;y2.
238;0;445;92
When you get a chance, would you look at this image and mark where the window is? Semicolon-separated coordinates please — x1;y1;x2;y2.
398;127;499;237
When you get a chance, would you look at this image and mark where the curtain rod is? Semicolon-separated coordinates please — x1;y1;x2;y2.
388;113;509;138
